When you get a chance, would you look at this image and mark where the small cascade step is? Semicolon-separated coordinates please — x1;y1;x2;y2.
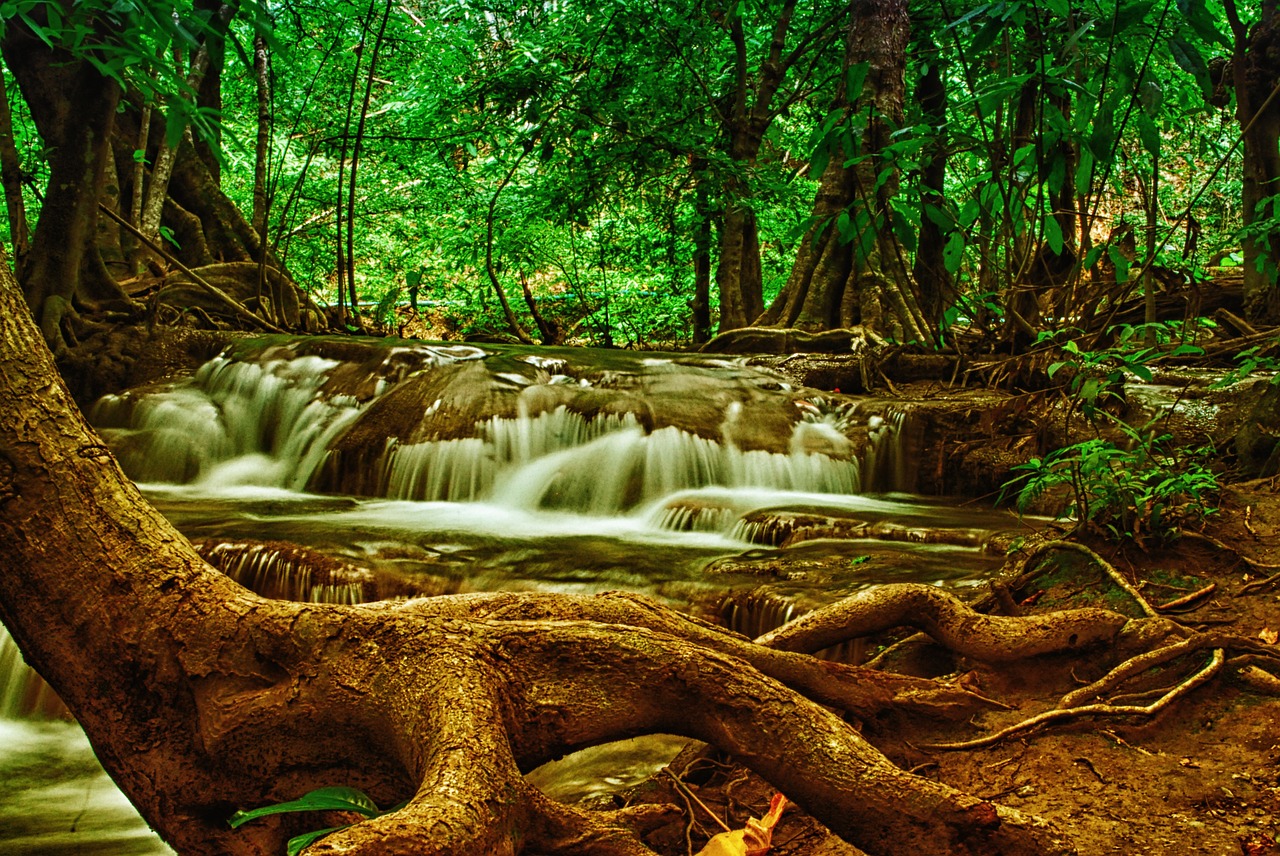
719;587;865;664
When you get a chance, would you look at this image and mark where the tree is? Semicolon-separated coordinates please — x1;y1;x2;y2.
0;231;1102;853
1225;0;1280;323
759;0;932;342
1;0;303;353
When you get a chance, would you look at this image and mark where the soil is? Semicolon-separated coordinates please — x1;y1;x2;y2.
624;482;1280;856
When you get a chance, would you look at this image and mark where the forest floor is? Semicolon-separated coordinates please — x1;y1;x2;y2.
625;481;1280;856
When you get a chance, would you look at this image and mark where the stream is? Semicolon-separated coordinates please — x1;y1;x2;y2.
0;337;1033;853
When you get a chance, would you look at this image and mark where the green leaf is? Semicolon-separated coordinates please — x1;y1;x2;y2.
287;827;346;856
1176;0;1232;49
971;17;1004;53
164;107;186;150
1108;245;1131;282
1136;112;1161;157
845;61;869;99
228;787;383;829
1168;35;1212;101
1075;149;1095;197
943;231;965;276
1044;216;1064;256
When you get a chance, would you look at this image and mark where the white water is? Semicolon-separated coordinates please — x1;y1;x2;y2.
0;632;173;855
2;342;1024;849
93;354;363;489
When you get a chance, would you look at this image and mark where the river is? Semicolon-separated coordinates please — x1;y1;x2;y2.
0;337;1030;853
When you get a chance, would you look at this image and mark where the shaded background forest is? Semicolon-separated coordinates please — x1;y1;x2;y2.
0;0;1274;353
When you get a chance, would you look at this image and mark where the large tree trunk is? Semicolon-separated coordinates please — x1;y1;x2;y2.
0;238;1075;854
760;0;932;343
1229;1;1280;323
1;26;131;348
1;10;307;349
711;0;800;334
911;44;951;321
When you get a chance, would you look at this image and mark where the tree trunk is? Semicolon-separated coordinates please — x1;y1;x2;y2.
2;26;131;348
716;199;764;330
911;45;951;320
252;33;271;243
692;173;713;344
0;74;28;278
711;0;803;334
760;0;932;343
1230;2;1280;323
3;11;308;343
139;3;236;244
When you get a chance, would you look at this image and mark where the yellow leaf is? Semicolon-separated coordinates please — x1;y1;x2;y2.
694;794;788;856
1261;628;1278;645
696;829;749;856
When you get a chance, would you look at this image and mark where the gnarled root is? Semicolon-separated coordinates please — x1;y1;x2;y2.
754;582;1133;662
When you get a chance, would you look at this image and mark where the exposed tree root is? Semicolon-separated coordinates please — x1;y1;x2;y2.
1006;538;1159;617
918;649;1226;751
754;582;1135;662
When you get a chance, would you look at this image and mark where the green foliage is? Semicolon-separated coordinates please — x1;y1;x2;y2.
1006;319;1220;542
0;0;1263;346
229;786;403;856
1003;429;1219;543
1038;323;1205;422
1212;340;1280;388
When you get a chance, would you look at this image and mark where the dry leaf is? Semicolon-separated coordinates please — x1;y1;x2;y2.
1260;628;1278;645
694;793;788;856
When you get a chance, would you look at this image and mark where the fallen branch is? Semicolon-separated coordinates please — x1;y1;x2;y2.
1155;582;1216;612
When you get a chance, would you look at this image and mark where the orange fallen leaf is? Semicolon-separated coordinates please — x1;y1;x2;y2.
695;793;788;856
1260;628;1278;645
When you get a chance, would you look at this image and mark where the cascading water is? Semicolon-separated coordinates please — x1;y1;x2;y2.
384;408;860;513
92;353;364;489
3;336;1036;849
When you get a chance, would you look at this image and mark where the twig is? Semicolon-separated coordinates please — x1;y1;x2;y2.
1239;572;1280;595
664;772;698;856
920;649;1224;751
1155;583;1216;612
662;768;731;834
1060;635;1206;707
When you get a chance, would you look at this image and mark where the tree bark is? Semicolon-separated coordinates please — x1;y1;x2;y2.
1228;0;1280;323
252;33;271;243
760;0;932;343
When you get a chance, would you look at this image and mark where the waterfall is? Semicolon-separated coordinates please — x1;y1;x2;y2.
88;344;891;517
0;627;69;720
862;408;917;493
383;407;861;514
93;354;363;489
